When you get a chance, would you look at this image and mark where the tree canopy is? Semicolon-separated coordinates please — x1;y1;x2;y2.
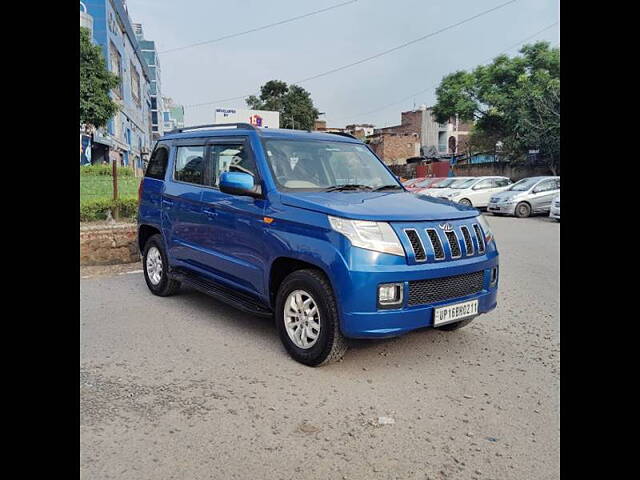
246;80;320;130
80;27;120;128
432;42;560;173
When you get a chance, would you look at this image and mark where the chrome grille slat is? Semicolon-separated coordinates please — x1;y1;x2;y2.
404;229;426;262
425;228;445;260
473;224;485;254
444;230;462;259
460;225;474;256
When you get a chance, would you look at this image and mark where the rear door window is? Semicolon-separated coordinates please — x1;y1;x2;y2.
174;145;206;185
534;179;556;192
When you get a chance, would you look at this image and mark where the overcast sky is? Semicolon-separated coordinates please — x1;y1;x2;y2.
125;0;559;128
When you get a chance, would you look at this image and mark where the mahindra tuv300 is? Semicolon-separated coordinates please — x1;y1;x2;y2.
138;123;499;366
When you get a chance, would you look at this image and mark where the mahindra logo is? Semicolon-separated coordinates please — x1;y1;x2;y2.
439;223;453;232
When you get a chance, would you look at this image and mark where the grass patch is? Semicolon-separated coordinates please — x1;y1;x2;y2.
80;175;141;202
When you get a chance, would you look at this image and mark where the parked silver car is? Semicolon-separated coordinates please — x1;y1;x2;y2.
549;194;560;221
487;176;560;218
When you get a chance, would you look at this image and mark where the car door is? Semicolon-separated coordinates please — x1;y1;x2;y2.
198;136;268;297
469;178;494;206
529;179;558;212
162;140;211;266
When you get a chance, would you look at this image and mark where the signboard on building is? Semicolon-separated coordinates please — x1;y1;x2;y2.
214;108;280;129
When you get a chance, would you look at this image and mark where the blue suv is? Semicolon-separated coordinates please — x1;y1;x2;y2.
138;123;499;366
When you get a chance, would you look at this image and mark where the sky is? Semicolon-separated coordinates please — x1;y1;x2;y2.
125;0;559;128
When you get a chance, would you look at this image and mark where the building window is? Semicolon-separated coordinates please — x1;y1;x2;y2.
130;62;141;105
109;42;122;98
151;97;157;110
152;111;158;125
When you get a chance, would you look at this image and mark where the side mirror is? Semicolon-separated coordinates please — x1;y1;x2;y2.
219;171;261;198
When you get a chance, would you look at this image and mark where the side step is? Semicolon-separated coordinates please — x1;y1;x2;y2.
171;269;273;318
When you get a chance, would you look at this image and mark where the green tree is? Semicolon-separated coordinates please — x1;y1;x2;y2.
80;27;120;128
433;42;560;174
246;80;320;130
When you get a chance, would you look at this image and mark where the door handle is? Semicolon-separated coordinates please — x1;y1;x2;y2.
203;207;218;217
162;198;174;207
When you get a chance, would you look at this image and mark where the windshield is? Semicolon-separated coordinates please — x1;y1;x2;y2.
263;138;399;191
431;178;457;188
508;177;540;191
451;178;477;189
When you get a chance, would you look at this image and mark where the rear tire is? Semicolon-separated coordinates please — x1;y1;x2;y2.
143;234;181;297
436;317;475;331
515;202;531;218
275;269;347;366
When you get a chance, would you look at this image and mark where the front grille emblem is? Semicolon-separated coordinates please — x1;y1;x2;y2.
438;222;453;232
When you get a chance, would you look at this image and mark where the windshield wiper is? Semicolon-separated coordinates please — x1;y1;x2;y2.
324;184;373;192
372;184;403;192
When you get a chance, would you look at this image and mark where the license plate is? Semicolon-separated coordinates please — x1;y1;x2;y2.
433;299;479;326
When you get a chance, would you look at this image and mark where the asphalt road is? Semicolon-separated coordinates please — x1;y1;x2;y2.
80;214;560;480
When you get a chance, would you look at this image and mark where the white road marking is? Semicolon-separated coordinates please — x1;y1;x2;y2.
118;270;143;275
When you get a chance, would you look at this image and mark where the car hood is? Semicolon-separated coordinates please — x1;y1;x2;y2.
279;191;478;221
490;190;528;202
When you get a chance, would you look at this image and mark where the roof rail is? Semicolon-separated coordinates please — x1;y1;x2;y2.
170;123;258;134
327;131;358;140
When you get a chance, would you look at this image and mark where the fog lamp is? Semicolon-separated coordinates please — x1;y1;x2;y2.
378;283;403;306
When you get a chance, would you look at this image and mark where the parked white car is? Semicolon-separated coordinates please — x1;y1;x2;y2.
549;194;560;221
422;177;474;198
439;177;513;207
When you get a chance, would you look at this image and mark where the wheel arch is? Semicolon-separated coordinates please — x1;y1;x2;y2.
138;224;162;252
268;257;333;308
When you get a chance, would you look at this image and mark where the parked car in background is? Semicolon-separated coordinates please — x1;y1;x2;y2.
402;177;426;190
408;177;447;193
549;194;560;221
487;176;560;218
422;177;474;198
440;176;512;208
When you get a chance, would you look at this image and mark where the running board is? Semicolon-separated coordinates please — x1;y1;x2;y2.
171;269;273;318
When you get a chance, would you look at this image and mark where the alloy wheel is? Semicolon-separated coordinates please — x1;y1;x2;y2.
284;290;321;349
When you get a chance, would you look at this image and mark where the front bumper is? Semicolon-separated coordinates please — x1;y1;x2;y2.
549;206;560;219
487;202;516;215
336;252;499;338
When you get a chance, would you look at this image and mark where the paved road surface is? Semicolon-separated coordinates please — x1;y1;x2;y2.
80;214;559;480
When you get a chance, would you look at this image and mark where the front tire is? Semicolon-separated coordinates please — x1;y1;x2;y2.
143;234;181;296
459;198;472;207
275;269;347;366
515;202;531;218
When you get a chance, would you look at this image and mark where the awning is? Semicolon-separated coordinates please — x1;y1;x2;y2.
92;134;113;147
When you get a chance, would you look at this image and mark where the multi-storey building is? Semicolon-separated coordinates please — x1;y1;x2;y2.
374;105;472;159
162;97;185;132
82;0;152;170
132;23;163;141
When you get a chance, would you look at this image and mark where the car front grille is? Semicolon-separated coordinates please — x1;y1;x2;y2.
425;229;445;260
460;226;474;255
473;224;486;254
405;229;426;261
444;230;461;258
408;271;485;306
402;222;485;262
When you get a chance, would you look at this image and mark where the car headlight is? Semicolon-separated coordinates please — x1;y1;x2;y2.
449;192;461;197
477;215;494;245
328;216;405;256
